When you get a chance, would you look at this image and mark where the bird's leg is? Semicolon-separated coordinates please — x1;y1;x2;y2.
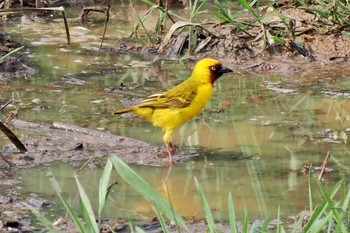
167;142;176;155
166;142;175;164
163;130;175;164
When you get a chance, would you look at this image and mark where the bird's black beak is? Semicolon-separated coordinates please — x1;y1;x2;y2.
219;66;233;74
216;66;233;77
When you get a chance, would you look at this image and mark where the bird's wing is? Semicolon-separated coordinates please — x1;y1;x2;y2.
137;81;197;109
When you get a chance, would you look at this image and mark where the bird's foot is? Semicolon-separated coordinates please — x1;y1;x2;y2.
157;144;179;164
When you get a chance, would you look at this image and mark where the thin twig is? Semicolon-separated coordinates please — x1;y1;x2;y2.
0;151;14;167
98;0;111;56
0;98;15;112
75;157;95;174
318;151;331;180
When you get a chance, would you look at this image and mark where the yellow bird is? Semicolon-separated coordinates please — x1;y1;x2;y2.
114;58;233;163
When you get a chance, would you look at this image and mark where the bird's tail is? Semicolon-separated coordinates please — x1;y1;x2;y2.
113;107;132;115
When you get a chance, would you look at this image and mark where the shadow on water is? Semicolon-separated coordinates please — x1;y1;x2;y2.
2;0;350;226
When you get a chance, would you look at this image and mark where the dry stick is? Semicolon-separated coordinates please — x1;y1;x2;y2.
0;121;27;152
61;10;71;45
0;98;14;112
318;151;331;180
97;1;111;56
75;157;95;174
0;151;14;167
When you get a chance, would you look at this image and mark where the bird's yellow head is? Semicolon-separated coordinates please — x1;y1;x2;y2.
192;58;233;85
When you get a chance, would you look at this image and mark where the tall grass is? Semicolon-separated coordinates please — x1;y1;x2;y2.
26;157;350;232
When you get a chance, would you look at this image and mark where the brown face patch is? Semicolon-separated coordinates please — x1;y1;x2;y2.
209;64;223;84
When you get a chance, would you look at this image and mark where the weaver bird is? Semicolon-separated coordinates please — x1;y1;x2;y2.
114;58;233;163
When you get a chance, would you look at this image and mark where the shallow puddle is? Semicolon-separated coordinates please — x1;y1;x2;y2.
2;0;350;227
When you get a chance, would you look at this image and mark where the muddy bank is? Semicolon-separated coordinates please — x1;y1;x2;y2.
0;120;184;232
0;119;174;168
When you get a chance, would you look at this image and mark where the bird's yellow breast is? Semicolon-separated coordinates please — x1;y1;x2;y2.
151;83;213;132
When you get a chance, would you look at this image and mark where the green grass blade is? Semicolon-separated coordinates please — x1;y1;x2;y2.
140;0;157;7
194;177;217;233
308;166;313;213
260;214;270;232
155;208;170;233
277;206;281;233
0;46;24;61
74;173;99;233
317;180;347;232
23;203;60;233
109;156;186;229
237;0;258;18
50;177;86;233
308;211;333;233
280;225;286;233
135;226;147;233
290;210;306;233
249;221;258;233
98;159;113;218
57;194;86;232
213;0;234;24
228;192;238;233
243;208;248;233
303;180;342;232
191;0;207;19
80;199;94;233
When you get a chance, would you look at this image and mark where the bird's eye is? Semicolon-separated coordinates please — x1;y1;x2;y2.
210;66;216;71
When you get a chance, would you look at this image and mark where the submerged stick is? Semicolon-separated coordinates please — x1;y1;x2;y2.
75;157;95;174
98;1;111;56
318;151;331;180
0;121;27;152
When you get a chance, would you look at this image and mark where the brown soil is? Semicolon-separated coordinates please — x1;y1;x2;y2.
1;120;165;168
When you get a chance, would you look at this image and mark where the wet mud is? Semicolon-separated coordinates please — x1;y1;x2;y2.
1;120;164;168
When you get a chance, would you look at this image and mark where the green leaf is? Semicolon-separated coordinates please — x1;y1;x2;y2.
228;192;238;233
74;173;99;233
213;0;234;24
109;156;187;229
237;0;258;18
303;180;342;232
308;166;313;213
191;0;207;19
290;210;306;233
194;177;217;233
23;203;60;233
50;177;86;233
155;208;170;233
260;214;270;232
272;36;285;45
98;159;113;218
317;180;347;232
243;208;248;233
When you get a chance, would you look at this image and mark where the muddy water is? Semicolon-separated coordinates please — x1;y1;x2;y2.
2;1;350;225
